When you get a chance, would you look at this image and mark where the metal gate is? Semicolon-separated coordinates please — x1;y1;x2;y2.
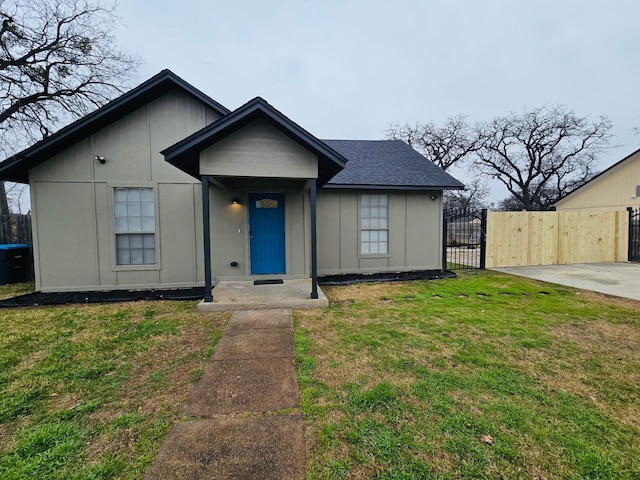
443;208;487;270
628;207;640;262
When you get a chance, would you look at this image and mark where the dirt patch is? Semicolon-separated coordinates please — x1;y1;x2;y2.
83;312;228;465
577;290;640;311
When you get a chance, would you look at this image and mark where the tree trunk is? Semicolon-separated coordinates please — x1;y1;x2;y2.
0;182;9;214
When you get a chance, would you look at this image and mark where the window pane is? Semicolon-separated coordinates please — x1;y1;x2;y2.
143;248;156;264
117;249;130;265
140;188;154;202
128;203;141;217
361;231;369;242
115;217;128;233
380;230;388;242
361;243;370;254
130;249;144;264
379;241;388;254
116;234;129;249
129;234;143;249
127;188;141;202
379;195;388;206
362;218;371;229
143;234;155;248
128;216;142;232
141;216;154;231
362;195;371;206
141;201;154;216
114;188;127;202
114;202;128;218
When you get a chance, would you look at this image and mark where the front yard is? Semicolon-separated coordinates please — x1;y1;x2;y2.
295;271;640;479
0;271;638;479
0;294;228;479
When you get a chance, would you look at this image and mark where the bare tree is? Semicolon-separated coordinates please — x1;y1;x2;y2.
444;177;490;212
0;0;138;213
473;105;611;211
386;115;481;170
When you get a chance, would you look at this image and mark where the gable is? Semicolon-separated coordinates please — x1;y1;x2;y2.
554;148;640;209
163;97;346;185
0;70;229;183
199;119;318;179
29;90;223;184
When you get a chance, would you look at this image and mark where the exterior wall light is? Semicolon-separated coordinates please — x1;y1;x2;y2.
231;197;241;205
431;194;439;201
94;155;106;164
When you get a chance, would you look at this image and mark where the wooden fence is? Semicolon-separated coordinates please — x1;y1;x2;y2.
0;213;32;245
486;209;627;268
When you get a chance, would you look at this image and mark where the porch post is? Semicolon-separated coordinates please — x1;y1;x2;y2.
310;178;319;299
202;175;213;302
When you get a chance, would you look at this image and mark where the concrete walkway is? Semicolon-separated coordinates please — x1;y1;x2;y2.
143;309;305;479
492;262;640;302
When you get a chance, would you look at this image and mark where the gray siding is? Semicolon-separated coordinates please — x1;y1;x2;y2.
29;90;219;292
316;190;442;274
209;183;310;281
199;119;318;179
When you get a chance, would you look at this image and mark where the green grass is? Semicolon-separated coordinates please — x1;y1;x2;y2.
0;292;228;480
0;282;34;300
295;271;640;479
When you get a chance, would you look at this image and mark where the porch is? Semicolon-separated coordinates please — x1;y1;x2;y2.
197;278;329;312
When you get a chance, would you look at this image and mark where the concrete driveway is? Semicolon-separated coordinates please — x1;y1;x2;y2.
492;262;640;302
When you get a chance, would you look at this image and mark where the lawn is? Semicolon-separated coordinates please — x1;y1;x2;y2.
0;293;228;479
295;270;640;479
1;272;638;479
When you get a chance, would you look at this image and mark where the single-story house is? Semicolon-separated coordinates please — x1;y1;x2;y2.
554;147;640;212
0;70;463;301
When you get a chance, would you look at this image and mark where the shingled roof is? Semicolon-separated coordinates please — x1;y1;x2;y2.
322;140;464;190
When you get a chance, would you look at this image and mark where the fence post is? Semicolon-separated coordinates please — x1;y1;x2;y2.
480;208;488;270
628;207;634;262
442;209;448;271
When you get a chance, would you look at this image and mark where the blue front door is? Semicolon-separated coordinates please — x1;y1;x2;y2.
249;193;286;275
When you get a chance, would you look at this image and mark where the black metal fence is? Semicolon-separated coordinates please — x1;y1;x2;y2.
443;208;487;270
628;207;640;262
0;213;32;245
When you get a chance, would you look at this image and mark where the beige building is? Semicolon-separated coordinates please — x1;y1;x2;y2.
0;71;463;300
554;148;640;211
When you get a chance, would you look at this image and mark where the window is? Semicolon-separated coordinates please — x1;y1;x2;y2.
114;187;156;265
360;194;388;255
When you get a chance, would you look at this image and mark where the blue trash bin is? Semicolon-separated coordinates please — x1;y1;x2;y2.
0;244;32;285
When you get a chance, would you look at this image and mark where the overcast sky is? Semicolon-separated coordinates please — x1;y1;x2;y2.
114;0;640;202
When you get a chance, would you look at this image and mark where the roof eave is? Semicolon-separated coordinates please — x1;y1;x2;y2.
554;146;640;207
0;70;230;184
322;183;465;190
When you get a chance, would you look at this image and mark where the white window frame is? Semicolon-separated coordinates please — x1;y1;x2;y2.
360;193;389;256
113;186;157;266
